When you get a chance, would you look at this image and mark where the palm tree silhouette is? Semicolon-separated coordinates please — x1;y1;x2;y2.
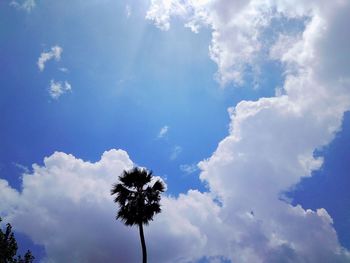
111;167;165;263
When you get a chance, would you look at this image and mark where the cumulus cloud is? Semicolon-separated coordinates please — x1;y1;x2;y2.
146;0;272;85
0;150;139;263
0;150;220;263
0;150;218;263
1;0;350;262
10;0;36;12
146;0;349;86
146;0;350;261
37;46;63;72
49;80;72;99
157;125;169;138
0;143;349;262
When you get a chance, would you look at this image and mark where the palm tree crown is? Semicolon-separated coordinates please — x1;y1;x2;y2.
111;167;165;263
111;167;165;226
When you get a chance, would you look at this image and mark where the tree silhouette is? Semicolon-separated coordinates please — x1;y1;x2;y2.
111;167;165;263
0;217;34;263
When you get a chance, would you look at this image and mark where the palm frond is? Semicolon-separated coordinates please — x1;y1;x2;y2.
111;167;165;226
152;180;165;192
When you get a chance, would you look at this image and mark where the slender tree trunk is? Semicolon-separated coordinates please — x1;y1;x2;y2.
138;223;147;263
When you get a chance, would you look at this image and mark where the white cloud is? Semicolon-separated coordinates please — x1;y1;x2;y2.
170;145;182;160
37;46;71;99
10;0;36;12
1;0;350;262
180;163;198;174
0;151;222;262
37;46;63;72
146;0;349;86
158;125;169;138
146;0;350;261
146;0;211;32
0;151;215;263
125;4;131;18
0;150;140;263
49;80;72;99
146;0;271;85
0;145;349;262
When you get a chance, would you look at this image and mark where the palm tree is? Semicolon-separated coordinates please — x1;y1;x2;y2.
111;167;165;263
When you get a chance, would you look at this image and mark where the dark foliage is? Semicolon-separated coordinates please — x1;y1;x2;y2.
111;167;165;263
0;218;34;263
111;167;165;226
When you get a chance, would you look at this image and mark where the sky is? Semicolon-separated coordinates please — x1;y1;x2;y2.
0;0;349;262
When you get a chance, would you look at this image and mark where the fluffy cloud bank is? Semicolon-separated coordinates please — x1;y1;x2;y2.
0;150;141;262
1;0;350;262
0;150;219;262
0;147;348;262
148;0;350;262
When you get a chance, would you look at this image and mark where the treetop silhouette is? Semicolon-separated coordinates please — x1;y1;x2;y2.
0;217;34;263
111;167;165;263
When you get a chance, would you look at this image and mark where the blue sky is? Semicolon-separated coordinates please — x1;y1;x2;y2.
0;0;278;193
1;1;350;262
